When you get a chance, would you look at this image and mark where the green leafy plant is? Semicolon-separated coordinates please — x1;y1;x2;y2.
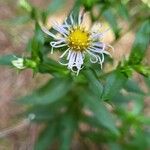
0;0;150;150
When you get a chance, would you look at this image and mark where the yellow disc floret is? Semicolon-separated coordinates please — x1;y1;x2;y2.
67;27;91;51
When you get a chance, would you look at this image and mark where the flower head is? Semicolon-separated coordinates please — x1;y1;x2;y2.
12;56;26;69
42;11;114;75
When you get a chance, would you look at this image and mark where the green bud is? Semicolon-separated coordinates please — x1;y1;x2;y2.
120;66;134;77
24;59;37;69
83;0;96;10
19;0;32;12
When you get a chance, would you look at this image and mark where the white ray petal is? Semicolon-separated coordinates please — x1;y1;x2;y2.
89;43;106;53
66;51;70;61
52;24;69;36
64;19;71;29
88;47;103;53
101;53;104;63
77;51;84;65
68;51;76;69
91;28;110;39
59;60;68;66
51;20;69;32
92;42;104;48
87;50;98;63
103;50;112;57
41;26;59;39
51;46;54;54
50;40;67;48
70;14;74;25
78;10;84;25
60;48;70;58
107;44;114;53
75;53;83;70
97;55;103;69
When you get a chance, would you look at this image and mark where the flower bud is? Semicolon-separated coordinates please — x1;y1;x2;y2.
12;56;37;70
12;57;25;69
83;0;95;10
24;59;37;69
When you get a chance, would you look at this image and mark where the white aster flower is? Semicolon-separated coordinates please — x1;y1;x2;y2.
42;11;114;75
12;56;25;69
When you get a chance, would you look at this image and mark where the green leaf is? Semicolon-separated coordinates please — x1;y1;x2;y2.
103;9;121;39
81;114;104;129
109;143;123;150
129;20;150;64
144;76;150;91
0;55;15;66
19;77;72;104
111;92;130;107
9;15;30;25
83;69;103;99
124;79;144;95
117;2;129;20
54;0;81;27
38;57;68;75
138;116;150;125
34;124;56;150
42;0;67;23
130;94;144;115
27;23;45;62
82;130;117;143
127;128;149;150
34;22;45;45
59;115;76;150
27;100;66;122
134;65;150;77
67;0;81;23
46;0;66;15
102;71;127;100
113;92;144;115
80;91;119;135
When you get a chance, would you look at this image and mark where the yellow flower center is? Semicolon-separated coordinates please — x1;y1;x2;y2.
67;27;91;51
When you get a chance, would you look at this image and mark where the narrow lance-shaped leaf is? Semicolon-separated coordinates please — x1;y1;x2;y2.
38;57;68;75
83;69;103;99
26;99;66;122
34;124;56;150
67;0;81;23
144;77;150;92
102;71;127;101
117;2;129;20
42;0;66;22
124;78;144;95
129;20;150;64
0;55;16;66
109;143;123;150
82;130;117;144
134;65;150;77
30;22;45;61
46;0;66;15
130;94;144;115
59;115;77;150
80;90;119;135
9;15;31;25
19;77;72;104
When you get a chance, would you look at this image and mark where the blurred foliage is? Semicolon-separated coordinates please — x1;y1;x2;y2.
0;0;150;150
